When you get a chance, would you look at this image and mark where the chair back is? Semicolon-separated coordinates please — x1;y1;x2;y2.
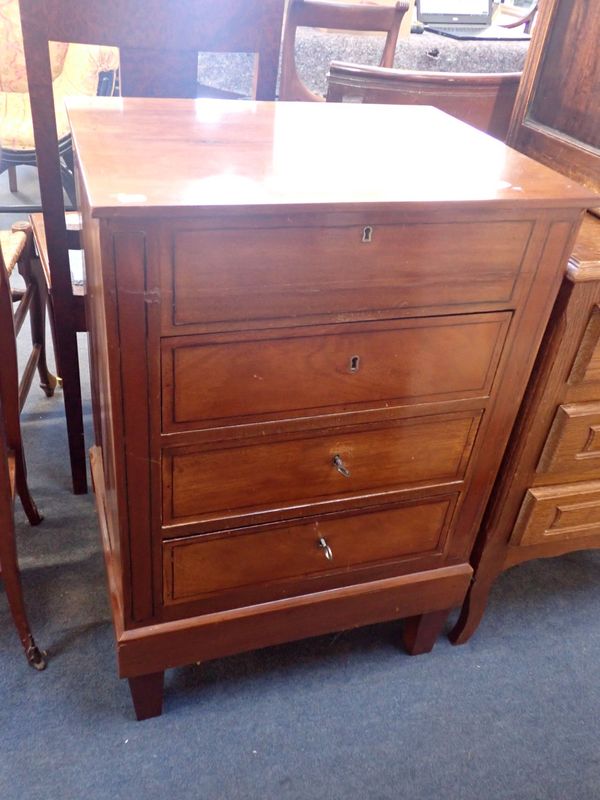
18;0;286;315
280;0;409;102
326;62;521;141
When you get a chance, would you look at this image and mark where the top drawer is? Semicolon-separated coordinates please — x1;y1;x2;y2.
161;220;531;330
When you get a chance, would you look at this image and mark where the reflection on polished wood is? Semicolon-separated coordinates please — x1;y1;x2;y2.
71;98;594;718
67;97;593;216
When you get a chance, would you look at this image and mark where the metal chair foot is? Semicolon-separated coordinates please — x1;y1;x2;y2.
26;643;47;671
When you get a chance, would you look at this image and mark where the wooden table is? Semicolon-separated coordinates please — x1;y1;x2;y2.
68;96;594;719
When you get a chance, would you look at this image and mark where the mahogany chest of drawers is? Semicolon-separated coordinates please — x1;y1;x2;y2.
69;97;594;718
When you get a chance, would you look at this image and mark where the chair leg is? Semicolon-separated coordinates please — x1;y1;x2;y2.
51;307;88;494
28;260;58;398
15;244;58;400
60;150;77;208
0;274;43;525
0;505;46;670
0;446;46;670
8;165;18;194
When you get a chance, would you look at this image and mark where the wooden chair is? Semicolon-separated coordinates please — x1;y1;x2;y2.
0;220;57;409
0;0;118;203
326;62;522;141
496;1;539;32
18;0;287;494
0;238;47;671
279;0;410;102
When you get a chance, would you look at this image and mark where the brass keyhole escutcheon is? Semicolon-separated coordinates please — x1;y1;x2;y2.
349;355;360;373
362;225;374;243
318;537;333;561
332;454;351;478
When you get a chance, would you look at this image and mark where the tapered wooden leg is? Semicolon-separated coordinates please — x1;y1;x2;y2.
128;672;164;721
403;609;451;655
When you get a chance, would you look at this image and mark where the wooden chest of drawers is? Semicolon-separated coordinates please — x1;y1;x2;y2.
452;214;600;643
69;97;594;718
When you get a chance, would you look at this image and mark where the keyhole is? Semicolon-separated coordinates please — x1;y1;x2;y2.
362;226;373;243
349;355;360;373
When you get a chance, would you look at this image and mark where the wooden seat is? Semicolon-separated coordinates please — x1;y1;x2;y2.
279;0;410;102
18;0;287;494
0;237;47;671
326;62;521;140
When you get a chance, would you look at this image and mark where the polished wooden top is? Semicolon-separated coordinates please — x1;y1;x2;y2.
67;97;597;218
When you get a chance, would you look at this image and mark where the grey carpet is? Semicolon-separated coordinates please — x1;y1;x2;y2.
4;362;600;800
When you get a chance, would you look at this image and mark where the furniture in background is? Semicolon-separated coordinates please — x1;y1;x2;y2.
0;0;118;206
0;217;56;408
279;0;409;101
0;233;46;671
18;0;287;494
326;62;521;140
494;1;539;32
451;0;600;645
69;95;592;718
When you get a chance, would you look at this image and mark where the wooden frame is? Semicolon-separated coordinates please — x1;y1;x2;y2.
18;0;287;493
279;0;409;101
327;62;521;140
507;0;600;201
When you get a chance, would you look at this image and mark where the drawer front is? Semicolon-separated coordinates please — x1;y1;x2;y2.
163;411;480;526
568;305;600;385
537;402;600;477
166;221;530;328
163;494;458;606
162;313;509;431
511;481;600;546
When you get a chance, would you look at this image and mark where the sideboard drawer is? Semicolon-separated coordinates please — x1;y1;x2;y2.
162;411;481;526
163;494;458;607
511;481;600;546
162;313;510;431
165;221;531;328
536;402;600;477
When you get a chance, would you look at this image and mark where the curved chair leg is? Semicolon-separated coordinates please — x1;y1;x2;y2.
0;545;47;671
0;430;46;670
